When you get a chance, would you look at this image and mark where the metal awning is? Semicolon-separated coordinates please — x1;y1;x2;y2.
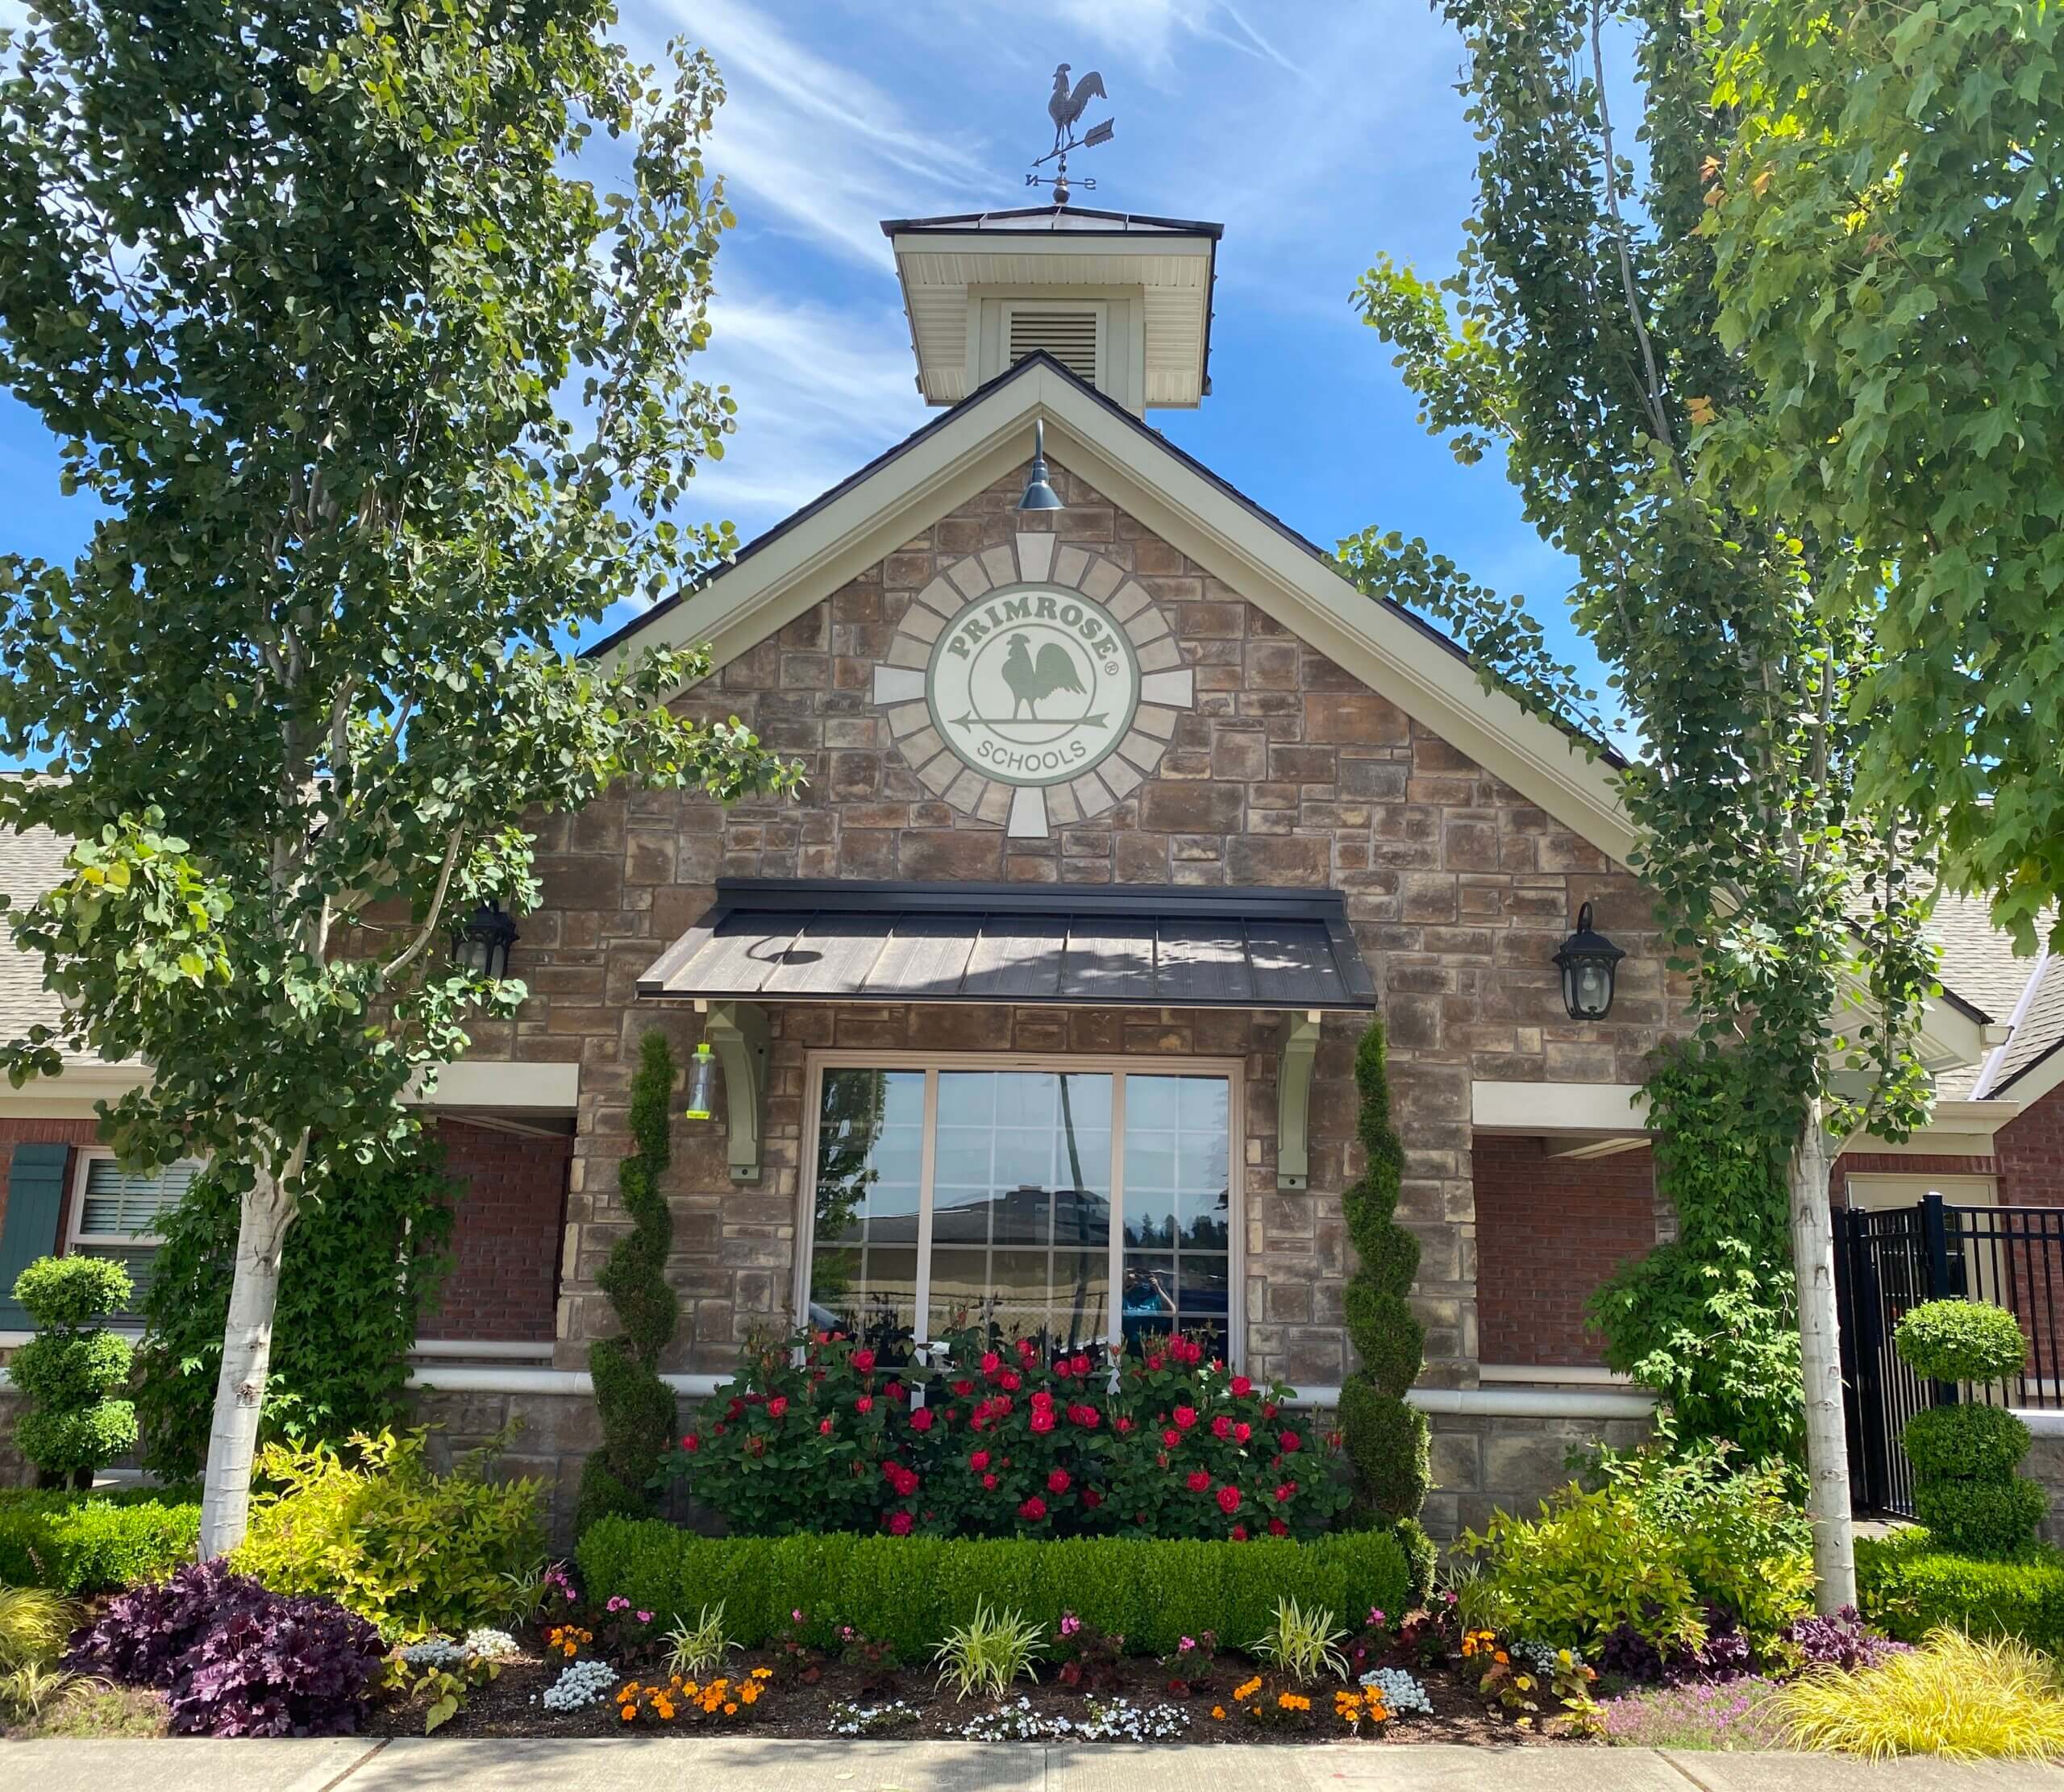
638;879;1377;1012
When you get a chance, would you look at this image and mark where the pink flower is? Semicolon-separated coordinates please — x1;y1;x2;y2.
1174;1405;1197;1430
1047;1468;1071;1495
909;1407;934;1432
607;1596;630;1611
1215;1484;1241;1515
793;1610;806;1624
1019;1496;1047;1521
1185;1470;1210;1493
1368;1609;1386;1627
1230;1375;1253;1397
852;1347;876;1373
767;1396;789;1420
887;1511;913;1536
1179;1636;1196;1653
1059;1613;1082;1636
638;1611;654;1624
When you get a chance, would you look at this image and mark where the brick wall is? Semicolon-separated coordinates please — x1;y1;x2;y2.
457;459;1683;1386
427;1119;568;1344
1998;1082;2064;1206
1473;1136;1657;1367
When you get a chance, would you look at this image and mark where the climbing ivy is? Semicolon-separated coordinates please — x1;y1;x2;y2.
576;1030;680;1533
1337;1020;1429;1528
1588;1042;1804;1468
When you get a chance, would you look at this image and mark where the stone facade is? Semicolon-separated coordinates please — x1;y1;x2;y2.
450;459;1675;1528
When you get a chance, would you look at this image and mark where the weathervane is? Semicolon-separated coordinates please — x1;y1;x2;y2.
1027;63;1113;206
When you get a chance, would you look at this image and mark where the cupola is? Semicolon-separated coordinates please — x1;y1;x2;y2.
880;205;1221;415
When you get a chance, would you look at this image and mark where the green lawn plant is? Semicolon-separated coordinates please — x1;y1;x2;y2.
7;1256;136;1487
579;1523;1412;1666
1895;1301;2044;1558
932;1602;1043;1701
577;1030;680;1535
1336;1020;1429;1528
231;1428;544;1639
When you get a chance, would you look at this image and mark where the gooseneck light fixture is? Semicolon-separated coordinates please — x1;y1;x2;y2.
1017;418;1064;512
1554;900;1625;1021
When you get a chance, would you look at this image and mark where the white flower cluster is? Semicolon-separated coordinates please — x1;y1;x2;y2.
460;1628;519;1660
1359;1666;1432;1716
1513;1639;1563;1678
399;1637;467;1669
540;1659;617;1711
951;1695;1191;1742
826;1698;922;1736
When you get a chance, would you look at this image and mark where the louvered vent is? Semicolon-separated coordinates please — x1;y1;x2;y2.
1007;308;1100;383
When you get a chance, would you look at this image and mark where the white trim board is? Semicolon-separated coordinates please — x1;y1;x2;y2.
0;1056;580;1117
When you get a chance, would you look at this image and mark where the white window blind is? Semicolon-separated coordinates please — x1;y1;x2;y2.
77;1157;199;1241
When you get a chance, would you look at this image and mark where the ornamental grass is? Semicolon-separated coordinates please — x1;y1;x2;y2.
1772;1628;2064;1760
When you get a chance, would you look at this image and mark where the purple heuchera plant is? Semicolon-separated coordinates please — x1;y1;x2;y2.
65;1560;384;1736
1780;1605;1906;1673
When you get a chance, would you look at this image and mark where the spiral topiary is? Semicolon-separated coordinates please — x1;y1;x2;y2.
10;1254;138;1488
1894;1299;2045;1558
1337;1018;1429;1527
576;1029;680;1534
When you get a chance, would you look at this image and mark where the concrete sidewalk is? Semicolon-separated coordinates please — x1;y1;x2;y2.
2;1737;2059;1791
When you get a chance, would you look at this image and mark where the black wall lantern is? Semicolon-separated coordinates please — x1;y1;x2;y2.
1554;900;1625;1021
456;898;519;980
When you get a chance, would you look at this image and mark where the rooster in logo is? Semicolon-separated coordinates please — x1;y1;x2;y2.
1002;633;1086;720
1048;64;1108;156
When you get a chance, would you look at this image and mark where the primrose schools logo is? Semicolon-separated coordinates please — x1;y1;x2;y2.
925;584;1141;787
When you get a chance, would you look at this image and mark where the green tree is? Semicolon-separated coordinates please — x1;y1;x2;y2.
577;1029;679;1533
1705;1;2064;953
0;0;799;1557
1338;0;1942;1609
133;1132;456;1478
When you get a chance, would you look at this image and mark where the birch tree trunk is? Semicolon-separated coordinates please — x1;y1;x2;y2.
1788;1100;1855;1612
198;1152;302;1559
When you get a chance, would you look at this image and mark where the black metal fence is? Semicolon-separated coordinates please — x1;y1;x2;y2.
1833;1195;2064;1518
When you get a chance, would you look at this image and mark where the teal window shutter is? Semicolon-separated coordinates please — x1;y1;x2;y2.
0;1142;70;1328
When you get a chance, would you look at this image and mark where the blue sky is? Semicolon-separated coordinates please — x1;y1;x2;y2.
0;0;1607;699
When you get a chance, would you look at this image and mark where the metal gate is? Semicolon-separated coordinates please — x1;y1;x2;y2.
1833;1195;2064;1518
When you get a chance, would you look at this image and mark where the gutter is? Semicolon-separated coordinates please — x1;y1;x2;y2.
1970;948;2050;1100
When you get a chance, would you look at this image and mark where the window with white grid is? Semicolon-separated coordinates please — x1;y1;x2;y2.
69;1152;202;1305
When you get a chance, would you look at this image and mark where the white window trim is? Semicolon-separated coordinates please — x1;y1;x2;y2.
796;1049;1246;1367
66;1146;200;1252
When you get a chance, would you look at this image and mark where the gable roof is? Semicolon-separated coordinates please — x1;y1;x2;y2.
594;350;1636;859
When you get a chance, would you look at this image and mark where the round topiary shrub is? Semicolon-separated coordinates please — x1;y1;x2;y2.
1894;1299;2045;1560
1895;1300;2029;1384
8;1255;137;1489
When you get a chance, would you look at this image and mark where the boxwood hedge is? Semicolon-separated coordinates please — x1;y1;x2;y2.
1857;1530;2064;1653
0;1484;199;1593
576;1520;1413;1662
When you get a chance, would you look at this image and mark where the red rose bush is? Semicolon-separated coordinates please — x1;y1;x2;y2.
663;1325;1351;1542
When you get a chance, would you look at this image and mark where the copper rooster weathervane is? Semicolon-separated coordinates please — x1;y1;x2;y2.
1027;63;1113;206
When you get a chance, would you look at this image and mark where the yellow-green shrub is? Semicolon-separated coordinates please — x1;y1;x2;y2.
231;1428;543;1639
1774;1628;2064;1759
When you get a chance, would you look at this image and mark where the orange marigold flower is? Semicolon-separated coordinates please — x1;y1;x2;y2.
1210;1706;1226;1720
621;1706;636;1723
724;1702;739;1715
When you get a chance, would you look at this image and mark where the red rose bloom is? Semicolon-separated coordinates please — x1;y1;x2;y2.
1030;1389;1055;1410
1275;1482;1294;1503
1083;1489;1103;1508
1052;1358;1073;1380
852;1347;876;1374
681;1433;701;1452
1174;1405;1198;1430
1215;1484;1241;1515
1280;1431;1302;1453
1230;1524;1249;1540
1018;1496;1047;1521
1161;1428;1181;1449
1146;1354;1164;1372
1185;1470;1210;1493
1263;1402;1279;1420
1268;1518;1288;1537
1211;1415;1232;1440
953;1378;975;1396
982;1473;998;1490
999;1370;1022;1392
818;1418;834;1436
855;1395;873;1412
1231;1374;1253;1397
981;1351;1002;1375
1115;1416;1134;1433
969;1449;991;1471
887;1511;913;1536
1047;1469;1071;1495
909;1407;934;1432
1234;1422;1252;1444
768;1396;789;1420
1071;1353;1092;1376
1017;1337;1038;1359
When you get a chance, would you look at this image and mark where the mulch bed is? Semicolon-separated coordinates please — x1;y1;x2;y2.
370;1644;1569;1745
